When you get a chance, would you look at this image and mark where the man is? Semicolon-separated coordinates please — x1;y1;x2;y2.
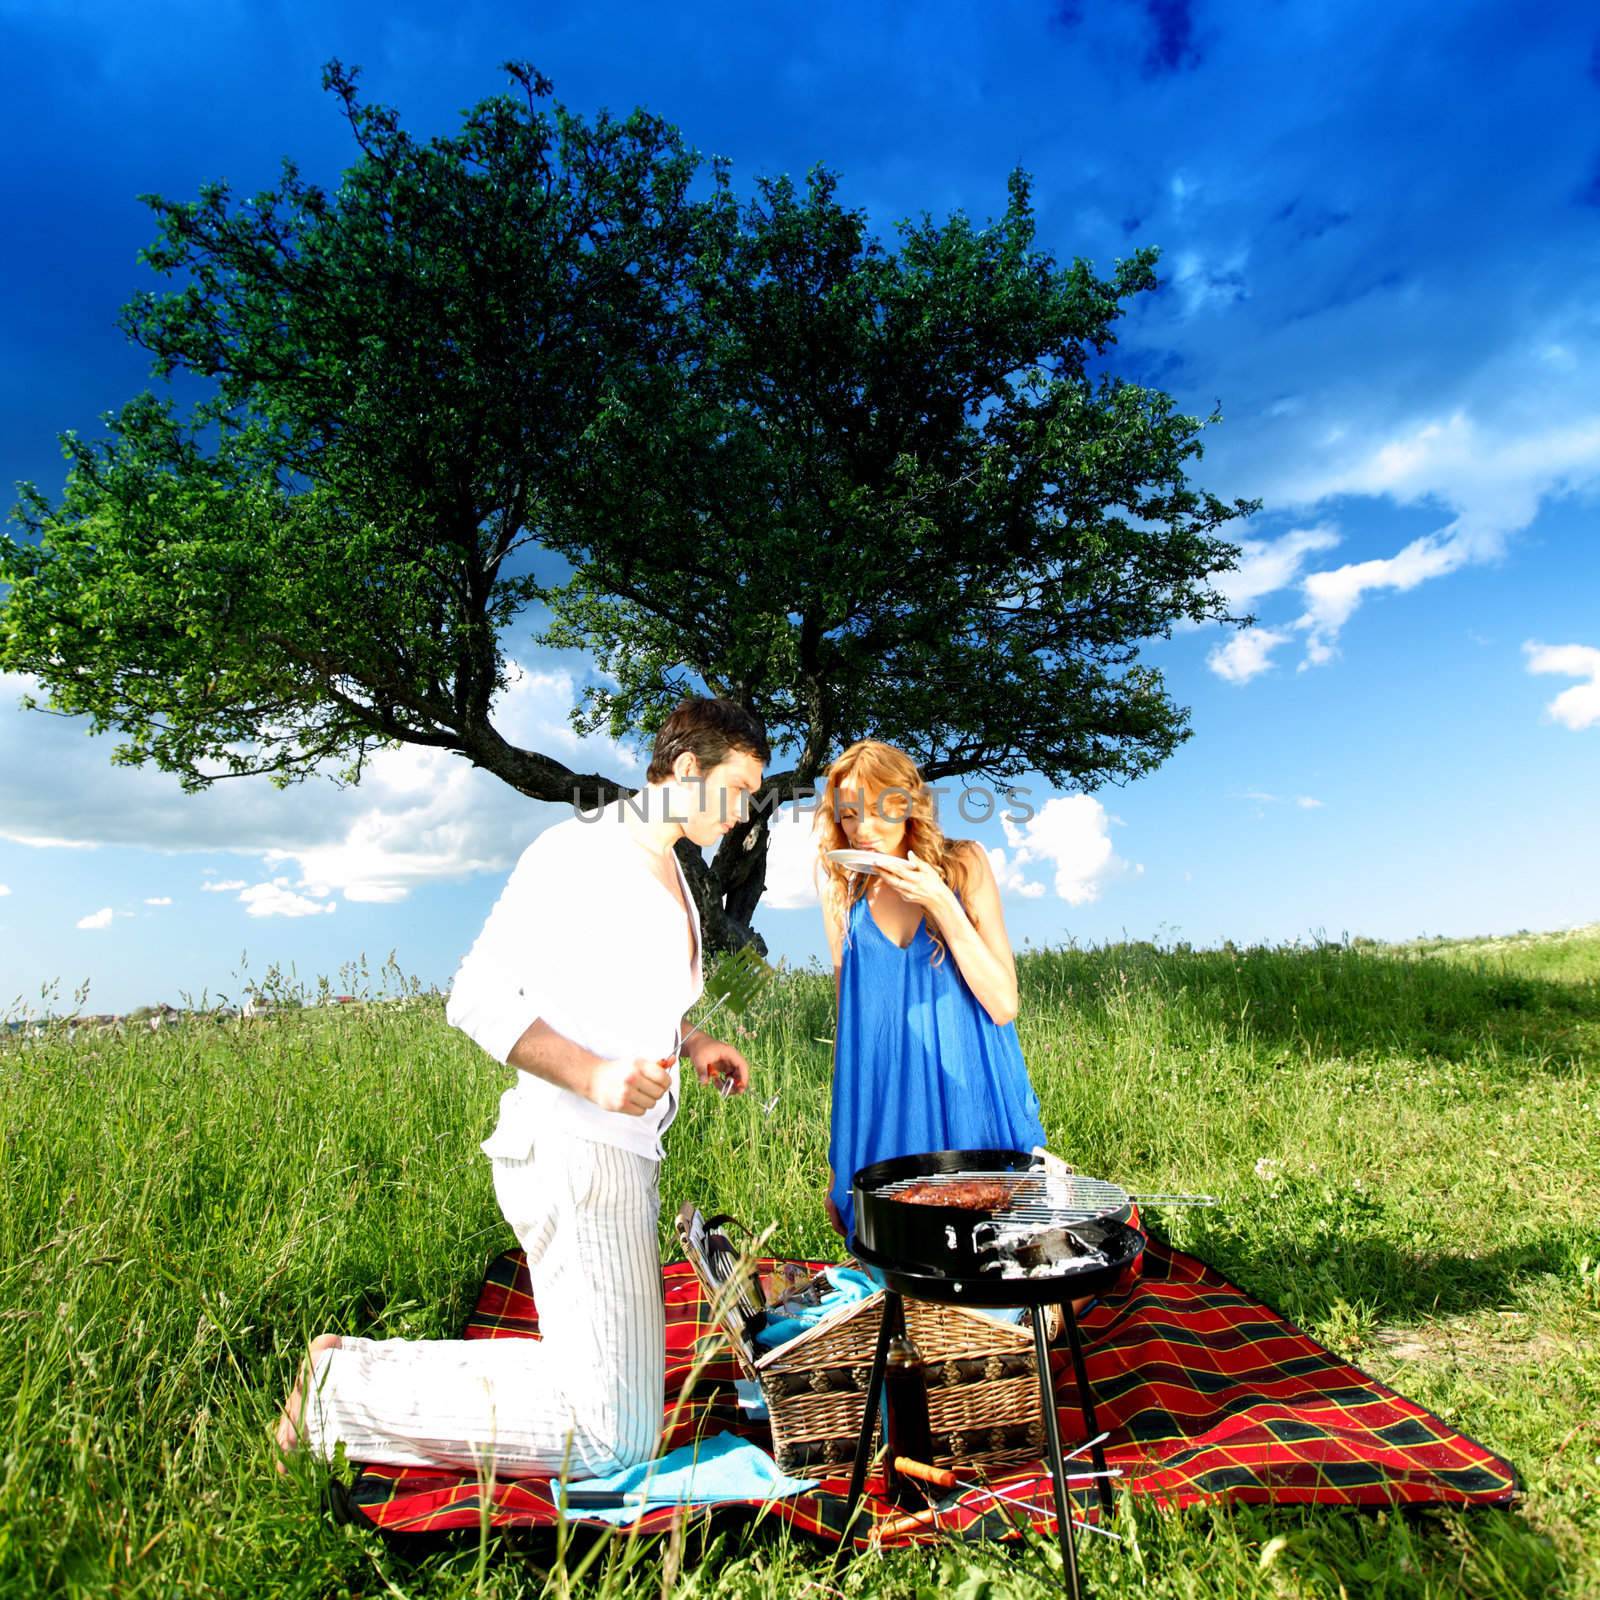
275;696;766;1478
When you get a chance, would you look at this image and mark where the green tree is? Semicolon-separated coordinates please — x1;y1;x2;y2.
538;163;1259;929
1;59;698;797
0;62;1256;956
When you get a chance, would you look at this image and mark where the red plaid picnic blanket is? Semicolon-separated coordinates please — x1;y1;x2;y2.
343;1236;1516;1543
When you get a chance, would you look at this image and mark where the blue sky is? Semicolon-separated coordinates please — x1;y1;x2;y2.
2;0;1598;1015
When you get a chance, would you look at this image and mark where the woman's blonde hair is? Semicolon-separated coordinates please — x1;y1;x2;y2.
814;739;979;968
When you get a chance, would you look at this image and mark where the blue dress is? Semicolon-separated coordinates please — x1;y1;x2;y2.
828;885;1047;1245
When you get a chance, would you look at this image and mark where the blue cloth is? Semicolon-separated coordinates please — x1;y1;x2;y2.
562;1432;816;1524
754;1264;884;1350
754;1261;1028;1352
828;886;1047;1245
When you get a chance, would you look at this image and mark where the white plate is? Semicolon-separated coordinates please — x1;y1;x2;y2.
825;848;903;876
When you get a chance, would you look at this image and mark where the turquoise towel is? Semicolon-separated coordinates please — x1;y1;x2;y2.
560;1432;816;1524
754;1261;1028;1352
754;1264;882;1349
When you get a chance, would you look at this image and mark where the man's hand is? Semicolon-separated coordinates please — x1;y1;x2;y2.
825;1194;847;1237
685;1034;752;1095
584;1056;672;1116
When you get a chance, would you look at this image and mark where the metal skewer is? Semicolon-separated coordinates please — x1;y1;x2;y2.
672;1002;744;1098
1029;1146;1220;1209
880;1438;1125;1543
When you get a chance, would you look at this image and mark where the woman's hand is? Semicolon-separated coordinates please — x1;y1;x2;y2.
871;848;957;919
684;1033;752;1095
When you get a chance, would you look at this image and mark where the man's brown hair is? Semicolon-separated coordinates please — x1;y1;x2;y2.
646;697;770;783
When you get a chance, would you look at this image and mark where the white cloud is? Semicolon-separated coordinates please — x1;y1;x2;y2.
1171;245;1249;318
0;657;646;905
237;878;340;919
987;845;1046;899
759;801;827;911
1525;641;1600;731
76;907;114;930
0;883;10;896
144;896;172;906
1269;411;1600;666
1296;532;1471;666
1304;412;1600;530
1214;525;1341;609
1238;790;1323;811
998;795;1131;907
1208;626;1291;684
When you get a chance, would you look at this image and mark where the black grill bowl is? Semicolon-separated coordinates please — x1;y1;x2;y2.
852;1147;1040;1277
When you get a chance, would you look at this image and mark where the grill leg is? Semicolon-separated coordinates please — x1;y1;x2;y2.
1032;1305;1083;1600
1058;1299;1114;1520
831;1288;897;1568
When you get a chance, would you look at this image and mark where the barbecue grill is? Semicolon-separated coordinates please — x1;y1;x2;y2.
852;1147;1152;1283
835;1148;1213;1600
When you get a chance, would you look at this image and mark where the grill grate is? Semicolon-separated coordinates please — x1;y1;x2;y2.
872;1167;1216;1228
853;1149;1218;1292
874;1168;1128;1226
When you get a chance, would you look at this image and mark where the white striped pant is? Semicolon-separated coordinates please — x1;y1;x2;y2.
299;1135;665;1478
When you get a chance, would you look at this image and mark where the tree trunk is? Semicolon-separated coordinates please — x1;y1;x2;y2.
677;836;769;957
462;727;804;958
679;790;797;959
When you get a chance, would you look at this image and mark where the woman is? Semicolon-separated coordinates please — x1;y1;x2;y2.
814;739;1047;1246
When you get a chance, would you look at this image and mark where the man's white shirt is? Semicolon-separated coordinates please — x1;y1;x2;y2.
445;795;705;1161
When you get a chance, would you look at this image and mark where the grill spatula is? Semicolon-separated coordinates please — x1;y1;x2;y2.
666;942;777;1096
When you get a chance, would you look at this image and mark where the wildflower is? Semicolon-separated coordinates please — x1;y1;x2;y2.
1253;1157;1282;1181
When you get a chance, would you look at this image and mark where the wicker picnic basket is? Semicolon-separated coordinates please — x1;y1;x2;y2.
675;1204;1046;1476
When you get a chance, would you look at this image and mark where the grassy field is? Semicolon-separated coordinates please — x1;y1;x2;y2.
2;929;1597;1599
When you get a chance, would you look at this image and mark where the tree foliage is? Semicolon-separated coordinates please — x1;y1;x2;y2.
2;61;698;796
0;61;1257;951
537;164;1258;921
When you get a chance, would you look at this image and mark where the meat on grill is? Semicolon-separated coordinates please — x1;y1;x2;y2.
890;1177;1021;1210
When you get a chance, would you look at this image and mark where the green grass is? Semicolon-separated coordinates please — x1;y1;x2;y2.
2;930;1597;1598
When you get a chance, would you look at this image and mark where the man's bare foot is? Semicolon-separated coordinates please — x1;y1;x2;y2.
275;1334;342;1475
